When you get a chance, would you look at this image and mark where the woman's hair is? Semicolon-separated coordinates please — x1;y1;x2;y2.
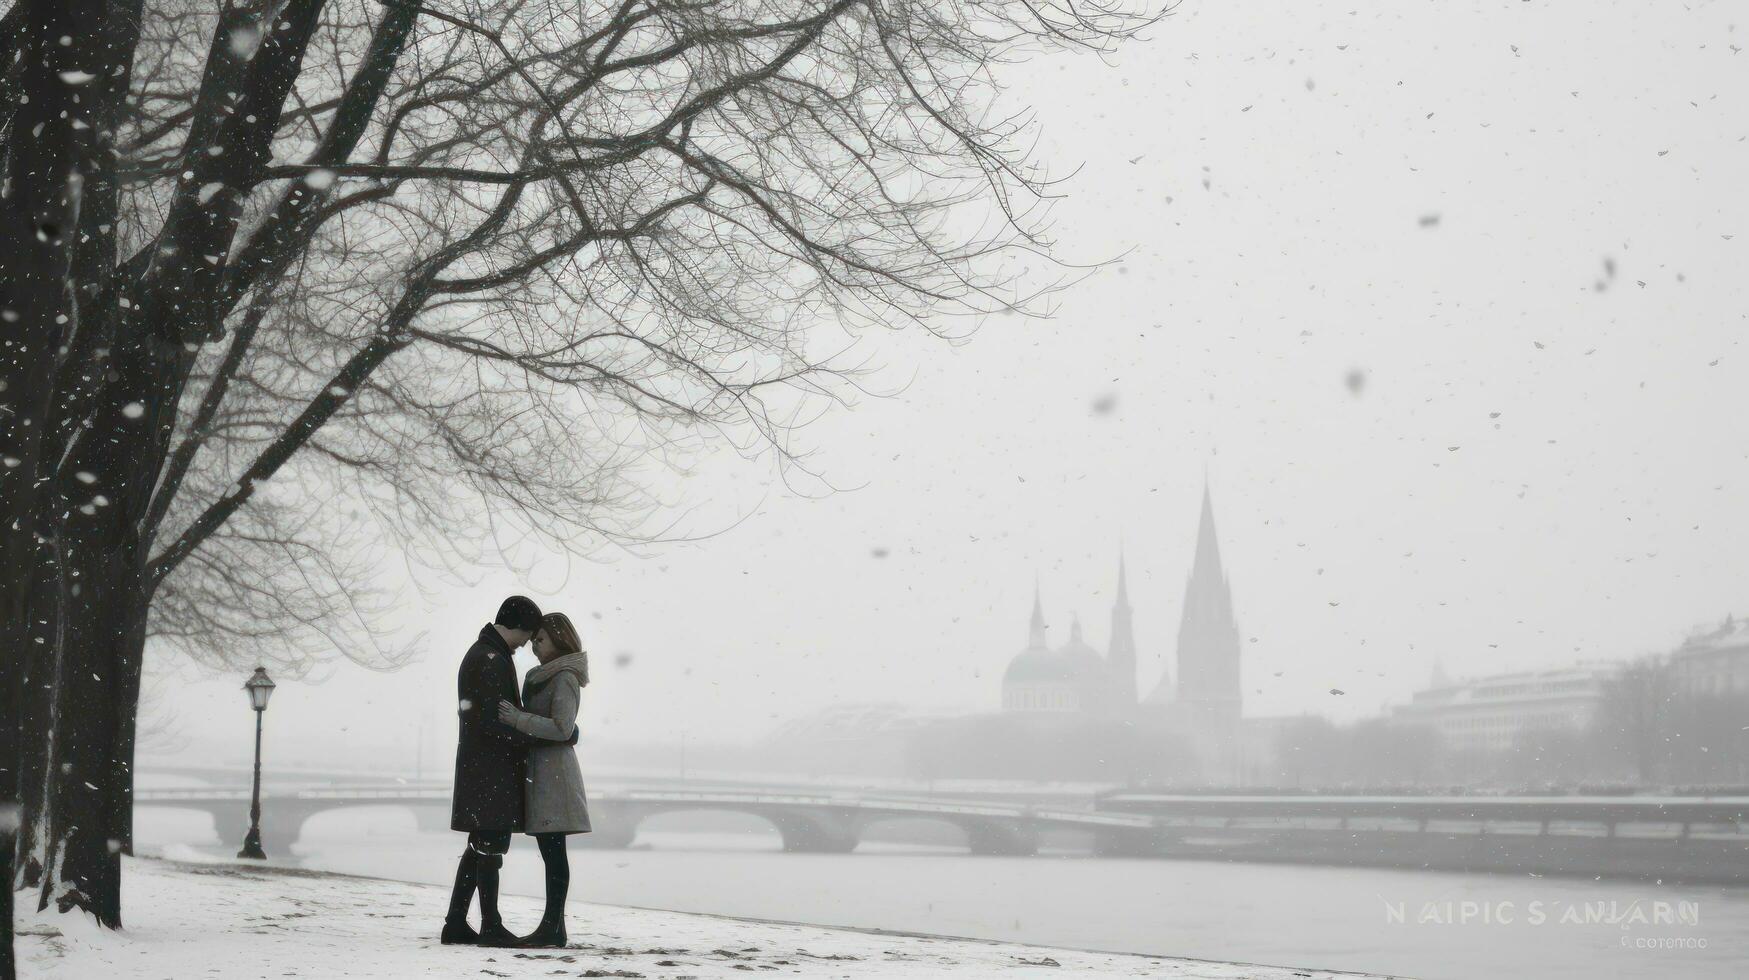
539;613;587;682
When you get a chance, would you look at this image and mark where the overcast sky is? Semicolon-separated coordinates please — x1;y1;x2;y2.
149;0;1747;773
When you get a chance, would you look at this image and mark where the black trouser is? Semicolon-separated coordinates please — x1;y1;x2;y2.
446;830;512;929
534;832;569;926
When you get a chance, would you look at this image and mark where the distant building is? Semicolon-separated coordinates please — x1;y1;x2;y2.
1143;481;1244;780
994;477;1246;782
1391;663;1618;752
998;479;1243;725
1667;614;1749;698
1107;551;1139;707
1001;568;1133;714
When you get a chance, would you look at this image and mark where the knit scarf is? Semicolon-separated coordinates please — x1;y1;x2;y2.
524;650;589;692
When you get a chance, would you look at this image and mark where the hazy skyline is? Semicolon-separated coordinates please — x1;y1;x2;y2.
146;0;1746;771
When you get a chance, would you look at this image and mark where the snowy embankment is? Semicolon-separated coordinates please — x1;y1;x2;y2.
15;857;1405;979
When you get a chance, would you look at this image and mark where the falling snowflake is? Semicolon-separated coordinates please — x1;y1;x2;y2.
228;26;262;59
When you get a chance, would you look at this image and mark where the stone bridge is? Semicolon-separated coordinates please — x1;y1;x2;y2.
589;790;1163;855
135;786;1165;857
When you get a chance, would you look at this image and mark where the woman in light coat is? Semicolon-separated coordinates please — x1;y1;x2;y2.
495;611;591;948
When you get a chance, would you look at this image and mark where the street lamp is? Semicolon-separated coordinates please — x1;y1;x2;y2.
238;667;276;859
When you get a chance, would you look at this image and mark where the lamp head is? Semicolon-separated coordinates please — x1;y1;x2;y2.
243;666;276;712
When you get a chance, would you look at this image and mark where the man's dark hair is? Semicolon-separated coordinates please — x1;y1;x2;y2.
494;595;544;632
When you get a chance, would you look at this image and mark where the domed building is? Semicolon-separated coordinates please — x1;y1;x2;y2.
997;480;1243;731
974;479;1253;783
1001;565;1137;715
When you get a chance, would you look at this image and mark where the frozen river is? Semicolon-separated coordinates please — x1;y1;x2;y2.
139;807;1745;980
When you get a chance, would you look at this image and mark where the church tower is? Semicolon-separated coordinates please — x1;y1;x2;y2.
1107;550;1139;708
1028;580;1047;649
1175;479;1242;727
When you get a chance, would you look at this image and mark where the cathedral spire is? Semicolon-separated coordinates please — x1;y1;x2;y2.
1151;476;1241;725
1108;547;1138;707
1115;546;1131;611
1028;578;1047;649
1193;477;1225;584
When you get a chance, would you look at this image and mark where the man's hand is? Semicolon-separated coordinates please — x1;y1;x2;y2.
496;700;519;726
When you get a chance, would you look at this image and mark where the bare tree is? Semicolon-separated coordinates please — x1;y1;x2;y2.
1;1;134;967
0;0;1165;931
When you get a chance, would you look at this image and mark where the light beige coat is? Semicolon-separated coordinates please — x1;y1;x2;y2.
505;653;592;835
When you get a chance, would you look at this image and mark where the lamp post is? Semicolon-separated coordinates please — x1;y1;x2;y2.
238;667;276;859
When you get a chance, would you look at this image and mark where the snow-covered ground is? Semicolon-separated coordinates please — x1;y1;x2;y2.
14;856;1404;979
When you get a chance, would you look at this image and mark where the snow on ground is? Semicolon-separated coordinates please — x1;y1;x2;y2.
15;857;1406;979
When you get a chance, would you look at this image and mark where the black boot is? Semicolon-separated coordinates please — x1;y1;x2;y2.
440;920;479;945
517;833;570;947
515;916;567;949
474;853;521;947
441;848;480;944
476;922;522;948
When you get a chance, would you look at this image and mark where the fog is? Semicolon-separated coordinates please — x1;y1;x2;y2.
0;1;1723;978
145;0;1745;776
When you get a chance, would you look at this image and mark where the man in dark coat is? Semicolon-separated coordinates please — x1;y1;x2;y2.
442;595;544;946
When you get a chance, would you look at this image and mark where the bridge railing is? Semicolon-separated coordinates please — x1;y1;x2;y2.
136;788;255;801
1097;794;1749;839
134;787;1153;827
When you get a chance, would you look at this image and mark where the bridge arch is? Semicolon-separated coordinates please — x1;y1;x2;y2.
855;813;1039;856
592;801;859;853
133;803;230;848
296;801;455;840
598;799;1043;856
135;796;455;853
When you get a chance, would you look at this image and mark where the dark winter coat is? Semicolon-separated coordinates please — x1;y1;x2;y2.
450;625;535;832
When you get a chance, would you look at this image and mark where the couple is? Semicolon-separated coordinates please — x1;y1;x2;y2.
441;595;592;949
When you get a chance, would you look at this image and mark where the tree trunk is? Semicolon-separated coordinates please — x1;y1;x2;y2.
31;545;141;924
109;604;149;859
0;542;34;980
0;558;20;980
11;496;154;928
2;0;140;944
12;262;201;927
22;323;186;925
0;1;93;941
10;551;58;891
